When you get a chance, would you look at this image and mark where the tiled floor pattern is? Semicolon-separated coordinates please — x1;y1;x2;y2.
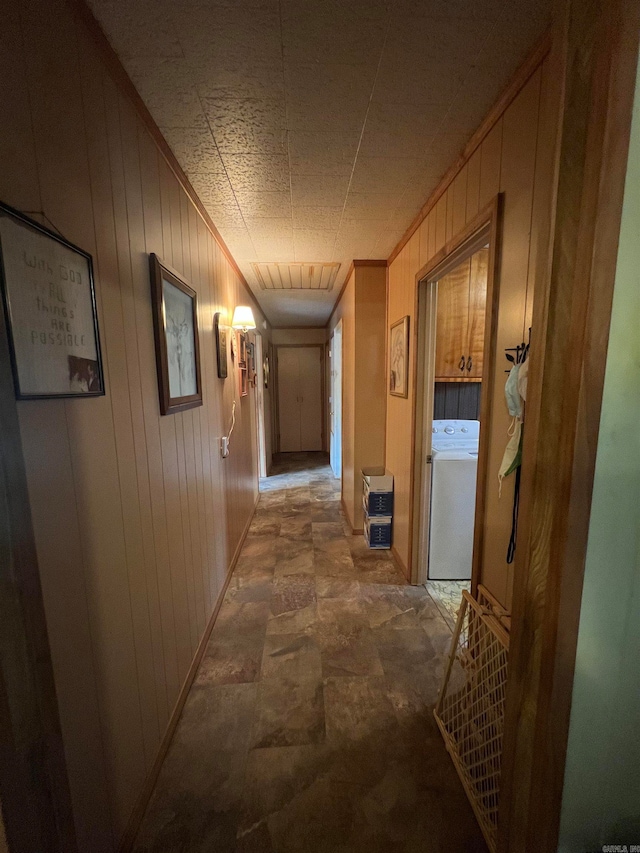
425;581;469;631
134;453;487;852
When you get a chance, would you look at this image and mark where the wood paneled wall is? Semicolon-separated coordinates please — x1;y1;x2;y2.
433;382;482;421
328;262;387;532
386;50;555;608
0;0;271;849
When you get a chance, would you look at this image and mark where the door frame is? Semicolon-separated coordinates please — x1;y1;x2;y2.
329;320;343;479
498;0;640;848
274;344;326;453
253;333;268;478
411;196;503;586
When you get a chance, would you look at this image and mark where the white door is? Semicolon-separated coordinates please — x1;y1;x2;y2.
277;347;323;452
330;322;342;478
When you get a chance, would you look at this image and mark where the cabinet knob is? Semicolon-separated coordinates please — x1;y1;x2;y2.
467;356;473;372
459;355;465;372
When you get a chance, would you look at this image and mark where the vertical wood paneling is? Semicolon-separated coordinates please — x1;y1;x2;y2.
466;148;482;221
384;57;554;606
483;70;541;607
434;194;448;254
0;0;271;847
479;120;504;209
451;166;468;238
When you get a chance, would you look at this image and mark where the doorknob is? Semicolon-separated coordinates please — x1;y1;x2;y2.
459;355;465;372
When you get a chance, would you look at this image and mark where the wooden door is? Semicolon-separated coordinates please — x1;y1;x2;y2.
434;257;470;379
298;347;323;451
466;247;488;379
277;348;301;451
277;347;323;452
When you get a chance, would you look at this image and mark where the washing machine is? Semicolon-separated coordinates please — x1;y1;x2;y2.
428;419;480;580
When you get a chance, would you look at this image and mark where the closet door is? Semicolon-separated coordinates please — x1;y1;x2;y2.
298;347;323;451
434;257;471;380
277;348;301;451
465;247;488;379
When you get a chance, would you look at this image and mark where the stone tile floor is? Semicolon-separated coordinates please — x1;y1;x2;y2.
425;581;470;631
134;453;487;853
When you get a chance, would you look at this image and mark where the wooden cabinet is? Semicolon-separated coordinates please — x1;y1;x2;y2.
435;247;488;381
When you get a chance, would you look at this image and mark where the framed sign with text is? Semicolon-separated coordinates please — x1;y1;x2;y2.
0;202;104;399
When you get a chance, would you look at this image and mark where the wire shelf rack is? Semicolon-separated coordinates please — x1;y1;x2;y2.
434;586;510;853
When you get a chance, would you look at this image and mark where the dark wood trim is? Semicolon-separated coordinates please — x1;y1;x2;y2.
388;31;552;267
118;492;260;853
0;295;77;851
408;196;502;589
66;0;267;329
149;254;203;415
498;0;640;849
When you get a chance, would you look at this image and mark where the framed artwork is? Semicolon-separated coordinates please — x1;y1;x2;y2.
239;366;248;397
214;311;227;379
149;253;202;415
237;330;247;367
263;353;270;389
389;315;409;398
0;202;104;399
247;340;256;385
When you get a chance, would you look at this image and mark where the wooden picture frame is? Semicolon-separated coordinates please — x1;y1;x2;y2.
149;253;202;415
0;201;105;399
389;315;410;397
263;353;270;389
214;311;227;379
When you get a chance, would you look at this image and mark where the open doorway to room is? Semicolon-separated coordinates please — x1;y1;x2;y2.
329;320;343;479
411;200;501;620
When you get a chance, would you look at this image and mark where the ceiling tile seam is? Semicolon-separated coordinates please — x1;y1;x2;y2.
329;4;394;269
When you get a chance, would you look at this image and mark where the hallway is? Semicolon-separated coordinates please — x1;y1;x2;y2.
133;454;486;852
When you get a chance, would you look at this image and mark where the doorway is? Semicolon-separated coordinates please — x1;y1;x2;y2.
276;345;324;452
412;200;501;588
329;321;342;479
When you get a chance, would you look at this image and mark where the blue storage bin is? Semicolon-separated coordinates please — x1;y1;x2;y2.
362;468;394;518
364;490;394;516
364;515;392;549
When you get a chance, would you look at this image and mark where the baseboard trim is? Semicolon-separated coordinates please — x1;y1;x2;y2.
391;545;410;581
118;493;260;852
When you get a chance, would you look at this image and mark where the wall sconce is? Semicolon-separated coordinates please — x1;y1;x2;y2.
231;305;256;331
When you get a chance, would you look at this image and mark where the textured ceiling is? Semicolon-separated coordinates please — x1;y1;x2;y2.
88;0;551;327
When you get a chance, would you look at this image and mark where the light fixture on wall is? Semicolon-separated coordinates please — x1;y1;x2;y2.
231;305;256;331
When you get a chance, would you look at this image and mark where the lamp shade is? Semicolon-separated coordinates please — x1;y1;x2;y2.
231;305;256;330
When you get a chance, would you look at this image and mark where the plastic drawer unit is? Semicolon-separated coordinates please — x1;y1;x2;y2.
362;467;394;549
362;468;394;516
364;514;393;549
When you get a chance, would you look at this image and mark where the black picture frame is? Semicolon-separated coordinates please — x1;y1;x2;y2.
149;253;203;415
214;311;228;379
0;201;105;399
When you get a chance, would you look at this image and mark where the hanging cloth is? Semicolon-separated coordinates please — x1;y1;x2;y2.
498;356;528;563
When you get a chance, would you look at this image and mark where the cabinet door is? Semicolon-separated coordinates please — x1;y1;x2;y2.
435;257;471;379
298;347;323;451
466;247;488;379
277;348;301;451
